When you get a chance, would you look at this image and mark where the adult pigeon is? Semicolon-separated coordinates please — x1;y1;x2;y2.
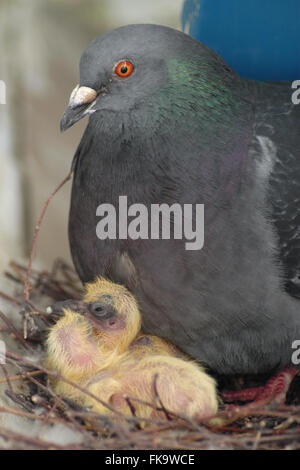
61;24;300;376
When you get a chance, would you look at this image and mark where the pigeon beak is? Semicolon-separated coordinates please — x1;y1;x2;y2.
60;85;98;132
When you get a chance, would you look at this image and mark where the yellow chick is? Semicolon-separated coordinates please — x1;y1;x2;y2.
46;277;218;421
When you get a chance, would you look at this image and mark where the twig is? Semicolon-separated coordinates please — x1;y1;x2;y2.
0;310;33;351
124;395;137;418
153;373;173;421
0;364;14;394
0;405;62;424
24;169;73;303
5;350;127;419
11;360;89;434
4;390;35;413
0;426;81;450
0;370;44;385
0;291;22;306
42;394;63;425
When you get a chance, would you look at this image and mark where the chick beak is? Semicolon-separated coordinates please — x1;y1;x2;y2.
60;85;98;132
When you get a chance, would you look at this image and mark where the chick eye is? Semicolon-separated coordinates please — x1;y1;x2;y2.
89;302;107;316
115;61;134;78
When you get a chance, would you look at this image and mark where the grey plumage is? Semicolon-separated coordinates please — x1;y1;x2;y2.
61;24;300;375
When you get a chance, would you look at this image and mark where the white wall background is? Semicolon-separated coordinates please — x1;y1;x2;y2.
0;0;183;272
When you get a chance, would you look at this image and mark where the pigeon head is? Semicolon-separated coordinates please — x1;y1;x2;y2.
83;277;142;353
60;24;246;132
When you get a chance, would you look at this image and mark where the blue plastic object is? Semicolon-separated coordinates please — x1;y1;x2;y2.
182;0;300;80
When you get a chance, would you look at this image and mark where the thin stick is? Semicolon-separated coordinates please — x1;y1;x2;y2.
0;370;43;385
124;395;142;430
9;359;86;433
0;405;63;424
24;169;73;302
0;426;81;450
5;350;125;418
0;291;22;306
0;364;14;394
0;310;33;351
153;373;172;421
41;395;63;425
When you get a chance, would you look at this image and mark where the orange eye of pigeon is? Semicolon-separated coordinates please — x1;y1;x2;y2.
115;61;134;78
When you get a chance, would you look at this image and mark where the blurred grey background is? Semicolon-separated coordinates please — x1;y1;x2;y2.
0;0;182;271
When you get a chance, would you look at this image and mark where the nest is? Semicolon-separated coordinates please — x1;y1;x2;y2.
0;259;300;450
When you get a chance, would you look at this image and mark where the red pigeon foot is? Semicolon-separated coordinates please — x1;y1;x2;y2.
222;367;299;406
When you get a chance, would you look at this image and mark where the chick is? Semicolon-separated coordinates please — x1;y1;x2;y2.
46;277;218;421
46;277;141;401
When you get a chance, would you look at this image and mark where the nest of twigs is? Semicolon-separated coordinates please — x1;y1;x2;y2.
0;259;300;450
